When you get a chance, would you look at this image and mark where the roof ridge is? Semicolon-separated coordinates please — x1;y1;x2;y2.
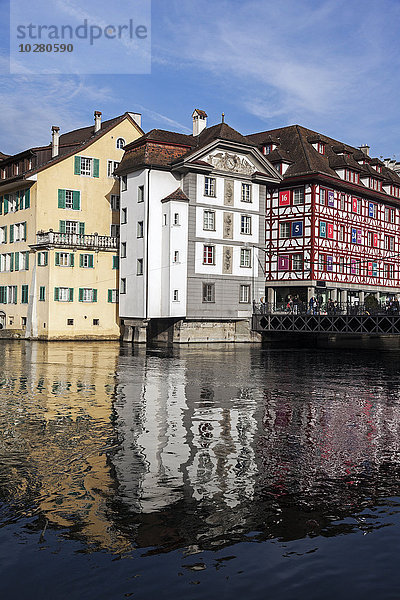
295;124;312;171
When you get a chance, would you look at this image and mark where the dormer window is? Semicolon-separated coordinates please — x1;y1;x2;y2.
375;165;382;173
391;185;400;198
116;138;125;149
370;178;381;191
344;169;359;184
315;142;325;155
263;144;272;155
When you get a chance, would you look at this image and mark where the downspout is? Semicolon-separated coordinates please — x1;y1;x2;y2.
145;167;152;320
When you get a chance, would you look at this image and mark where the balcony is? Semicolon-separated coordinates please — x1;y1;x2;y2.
30;231;119;251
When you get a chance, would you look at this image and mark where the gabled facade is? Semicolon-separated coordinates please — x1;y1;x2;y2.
0;111;143;338
116;113;281;343
247;125;400;307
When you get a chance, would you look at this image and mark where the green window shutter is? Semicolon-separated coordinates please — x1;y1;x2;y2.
14;252;19;271
9;225;14;243
54;287;59;301
93;159;99;178
39;286;45;301
0;196;3;215
59;220;66;233
108;289;112;303
25;189;30;209
89;254;94;268
10;253;13;272
14;286;17;304
25;251;29;270
15;191;20;211
79;254;83;267
113;256;119;269
44;251;48;266
79;288;83;302
69;288;74;302
74;156;81;175
23;222;27;241
79;222;85;235
70;253;74;267
22;285;28;304
4;227;6;244
4;194;8;215
55;252;60;266
73;191;80;210
93;289;97;302
58;189;66;209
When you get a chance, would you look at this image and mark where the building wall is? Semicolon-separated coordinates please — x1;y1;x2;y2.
0;116;142;338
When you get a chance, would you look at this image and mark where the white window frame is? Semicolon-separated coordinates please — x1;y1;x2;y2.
173;289;179;302
292;254;303;271
203;210;215;231
240;248;251;268
241;183;252;203
204;176;216;197
279;222;291;238
293;188;304;205
80;157;92;177
241;215;252;235
239;284;250;303
173;250;179;263
137;221;144;238
203;282;215;303
58;287;70;302
65;220;79;234
203;245;215;265
82;288;94;302
107;160;120;178
120;242;127;258
116;138;125;149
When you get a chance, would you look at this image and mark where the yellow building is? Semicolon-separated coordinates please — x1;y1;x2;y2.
0;111;143;339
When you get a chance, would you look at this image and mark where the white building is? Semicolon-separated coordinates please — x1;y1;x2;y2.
116;110;281;343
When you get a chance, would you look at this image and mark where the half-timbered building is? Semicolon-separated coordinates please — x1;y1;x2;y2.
247;126;400;308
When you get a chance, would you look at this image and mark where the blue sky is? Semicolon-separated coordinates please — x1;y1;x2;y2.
1;0;400;159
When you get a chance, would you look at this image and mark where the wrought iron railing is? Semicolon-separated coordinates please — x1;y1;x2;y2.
32;231;119;250
253;301;397;317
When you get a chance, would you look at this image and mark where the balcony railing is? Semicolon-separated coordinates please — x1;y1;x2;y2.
31;231;119;250
253;301;395;317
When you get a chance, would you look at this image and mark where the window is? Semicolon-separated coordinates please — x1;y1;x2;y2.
74;156;99;178
352;197;361;214
37;251;48;266
55;252;74;267
280;222;291;238
350;259;360;275
111;224;120;237
121;175;127;191
385;207;395;223
113;256;119;270
163;214;167;226
121;208;127;224
121;242;127;258
204;177;216;197
39;286;45;301
120;278;126;294
203;283;215;303
370;178;381;191
0;226;6;243
173;213;180;225
320;188;326;205
173;251;180;263
93;319;99;326
10;222;27;242
173;290;179;302
293;188;304;205
338;256;345;274
67;319;74;326
292;254;303;271
241;215;251;235
54;287;74;302
58;189;80;210
21;285;28;304
0;253;14;272
136;221;144;238
111;195;120;210
8;286;17;304
339;225;345;242
239;285;250;303
17;251;29;271
138;185;144;202
79;288;97;302
345;169;359;183
384;235;395;251
137;258;143;275
240;248;251;268
368;202;378;218
108;289;118;303
316;141;325;154
116;138;125;149
241;183;252;203
80;254;94;268
107;160;120;177
319;254;326;272
203;210;215;231
384;264;395;279
203;245;215;265
340;193;346;211
65;220;79;234
65;190;73;209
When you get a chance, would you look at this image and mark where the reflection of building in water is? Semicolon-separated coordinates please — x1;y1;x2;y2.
0;341;127;553
112;348;259;513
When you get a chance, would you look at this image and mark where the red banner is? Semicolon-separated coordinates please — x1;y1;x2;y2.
327;223;334;239
279;191;291;206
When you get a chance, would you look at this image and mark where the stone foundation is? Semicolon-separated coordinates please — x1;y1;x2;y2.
148;318;261;344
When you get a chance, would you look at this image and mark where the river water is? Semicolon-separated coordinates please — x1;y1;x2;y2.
1;341;400;599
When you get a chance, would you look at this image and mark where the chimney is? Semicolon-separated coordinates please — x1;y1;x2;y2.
51;126;60;158
192;109;208;136
94;110;102;133
359;144;370;156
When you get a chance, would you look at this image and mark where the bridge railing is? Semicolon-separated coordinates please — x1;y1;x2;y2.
252;301;398;317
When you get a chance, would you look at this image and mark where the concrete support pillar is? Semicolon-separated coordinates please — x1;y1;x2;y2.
330;288;337;302
122;325;133;342
359;291;365;305
267;287;275;306
133;325;147;344
341;290;348;306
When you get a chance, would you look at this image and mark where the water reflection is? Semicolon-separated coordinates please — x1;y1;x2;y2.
1;342;400;558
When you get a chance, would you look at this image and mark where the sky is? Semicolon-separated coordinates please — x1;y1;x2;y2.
1;0;400;159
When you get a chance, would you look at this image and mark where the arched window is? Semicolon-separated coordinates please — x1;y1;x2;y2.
116;138;125;149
